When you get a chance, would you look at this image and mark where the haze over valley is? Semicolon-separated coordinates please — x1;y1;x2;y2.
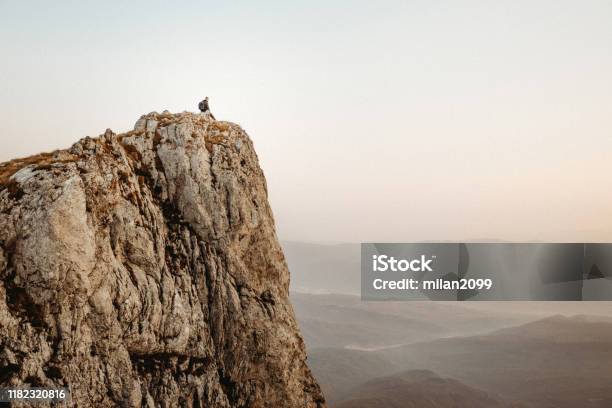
286;242;612;407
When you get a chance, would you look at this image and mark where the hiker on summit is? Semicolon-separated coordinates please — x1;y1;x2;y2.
198;97;216;120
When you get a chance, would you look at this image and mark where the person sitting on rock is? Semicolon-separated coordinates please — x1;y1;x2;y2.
198;97;216;120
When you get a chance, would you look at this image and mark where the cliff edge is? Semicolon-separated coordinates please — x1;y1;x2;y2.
0;111;325;407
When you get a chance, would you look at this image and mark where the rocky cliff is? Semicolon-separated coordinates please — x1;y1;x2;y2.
0;111;325;407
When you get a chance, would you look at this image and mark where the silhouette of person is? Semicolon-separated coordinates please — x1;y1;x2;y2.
198;97;216;120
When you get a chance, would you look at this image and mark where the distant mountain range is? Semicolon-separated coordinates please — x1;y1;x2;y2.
291;292;540;350
335;370;514;408
285;242;612;408
293;292;537;403
307;347;401;404
377;315;612;407
313;315;612;407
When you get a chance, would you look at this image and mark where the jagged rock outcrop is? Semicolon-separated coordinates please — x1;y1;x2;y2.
0;111;326;407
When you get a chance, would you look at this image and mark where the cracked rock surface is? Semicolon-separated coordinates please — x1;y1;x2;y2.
0;111;326;407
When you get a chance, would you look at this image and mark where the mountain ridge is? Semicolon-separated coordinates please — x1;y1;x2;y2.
335;369;512;408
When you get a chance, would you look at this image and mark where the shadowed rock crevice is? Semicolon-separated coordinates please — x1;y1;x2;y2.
0;111;325;407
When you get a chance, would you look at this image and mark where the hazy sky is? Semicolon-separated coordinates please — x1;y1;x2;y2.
1;1;612;242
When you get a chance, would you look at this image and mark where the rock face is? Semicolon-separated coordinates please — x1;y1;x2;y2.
0;112;326;407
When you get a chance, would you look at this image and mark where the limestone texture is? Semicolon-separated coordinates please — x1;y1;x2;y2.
0;111;326;407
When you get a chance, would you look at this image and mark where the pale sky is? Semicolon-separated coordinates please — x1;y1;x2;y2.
1;1;612;242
